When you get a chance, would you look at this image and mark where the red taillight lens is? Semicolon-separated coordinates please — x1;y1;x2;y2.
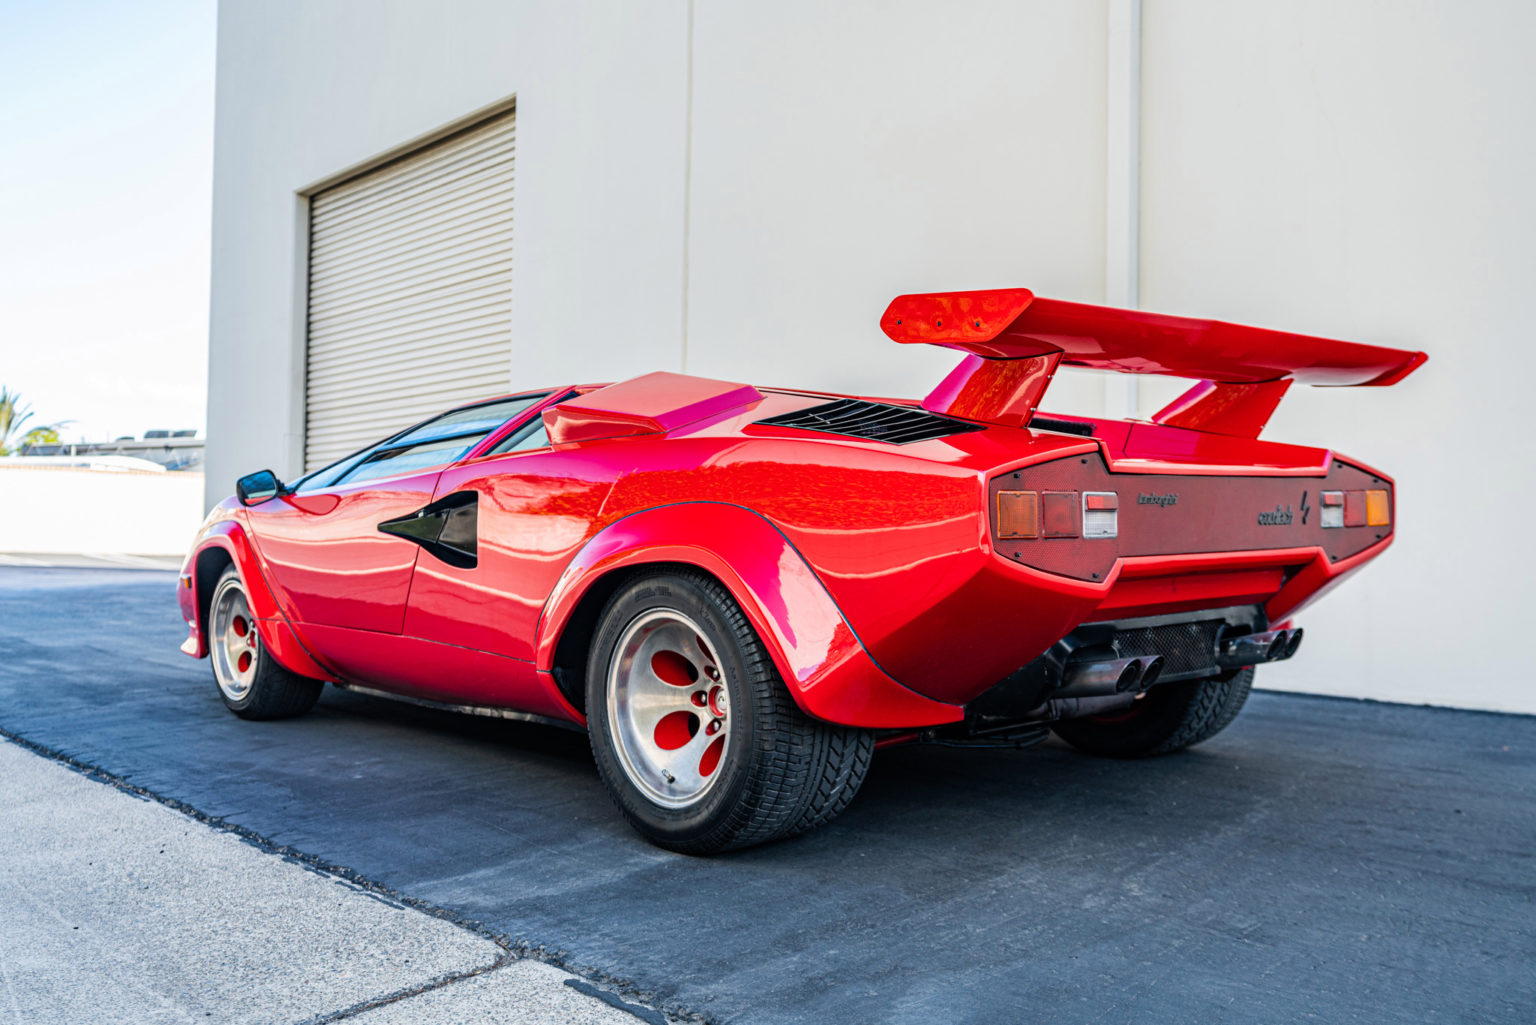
1041;491;1079;538
1343;491;1367;528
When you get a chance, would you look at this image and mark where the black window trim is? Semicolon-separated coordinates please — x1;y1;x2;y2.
463;387;578;461
291;390;555;494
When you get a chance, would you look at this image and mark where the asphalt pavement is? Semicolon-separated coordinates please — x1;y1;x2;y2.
0;738;639;1024
1;566;1532;1023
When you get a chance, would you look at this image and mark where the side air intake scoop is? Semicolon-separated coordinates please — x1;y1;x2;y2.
881;288;1427;437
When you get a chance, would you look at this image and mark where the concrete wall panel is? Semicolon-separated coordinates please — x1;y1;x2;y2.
208;0;690;500
1141;0;1536;711
686;0;1109;408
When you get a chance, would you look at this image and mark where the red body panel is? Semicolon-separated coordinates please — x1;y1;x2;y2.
543;372;763;445
178;512;334;681
245;475;436;633
537;503;963;728
180;289;1420;731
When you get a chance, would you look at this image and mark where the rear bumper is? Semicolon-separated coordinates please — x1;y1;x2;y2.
1088;536;1392;624
869;532;1392;709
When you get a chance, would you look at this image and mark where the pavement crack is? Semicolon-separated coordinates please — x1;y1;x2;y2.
293;960;512;1025
565;978;672;1025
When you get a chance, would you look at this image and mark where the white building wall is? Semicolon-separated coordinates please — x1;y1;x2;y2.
208;0;692;501
0;468;205;556
685;0;1109;407
209;0;1532;712
1139;0;1536;712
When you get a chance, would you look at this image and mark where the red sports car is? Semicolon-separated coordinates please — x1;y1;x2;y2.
178;288;1425;853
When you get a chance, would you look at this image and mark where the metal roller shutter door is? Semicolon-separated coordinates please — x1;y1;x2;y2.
304;110;515;471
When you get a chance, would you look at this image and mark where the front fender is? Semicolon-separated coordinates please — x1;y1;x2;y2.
535;502;963;729
178;512;334;682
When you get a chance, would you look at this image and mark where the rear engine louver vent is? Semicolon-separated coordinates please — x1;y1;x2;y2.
755;399;986;445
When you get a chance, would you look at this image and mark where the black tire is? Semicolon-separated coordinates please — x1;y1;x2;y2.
585;569;875;854
1051;666;1255;758
207;566;323;720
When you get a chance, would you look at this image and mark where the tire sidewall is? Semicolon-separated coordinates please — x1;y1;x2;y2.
1053;667;1252;757
586;573;762;848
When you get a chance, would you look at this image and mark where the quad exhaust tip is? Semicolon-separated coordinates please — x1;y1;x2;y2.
1058;627;1303;703
1216;628;1305;669
1058;655;1166;699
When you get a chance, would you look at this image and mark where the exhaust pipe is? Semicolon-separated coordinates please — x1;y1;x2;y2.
1056;655;1165;699
1026;692;1138;722
1215;628;1303;669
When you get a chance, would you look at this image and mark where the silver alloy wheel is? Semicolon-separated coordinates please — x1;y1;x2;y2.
210;577;259;702
607;608;732;809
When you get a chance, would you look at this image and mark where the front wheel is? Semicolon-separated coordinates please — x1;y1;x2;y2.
208;566;323;720
1051;666;1255;758
586;570;874;854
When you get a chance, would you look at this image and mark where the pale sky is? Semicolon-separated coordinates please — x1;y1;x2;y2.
0;0;214;444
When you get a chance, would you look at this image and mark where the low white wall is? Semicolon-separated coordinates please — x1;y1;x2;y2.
0;468;205;557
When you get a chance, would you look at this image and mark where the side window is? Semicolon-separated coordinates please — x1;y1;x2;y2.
485;418;549;456
337;433;483;485
295;393;546;491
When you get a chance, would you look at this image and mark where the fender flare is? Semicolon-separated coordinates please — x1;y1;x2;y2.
534;502;963;729
182;520;335;682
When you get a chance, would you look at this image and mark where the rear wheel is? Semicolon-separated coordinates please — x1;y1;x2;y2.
1051;666;1254;758
208;566;323;720
585;570;874;854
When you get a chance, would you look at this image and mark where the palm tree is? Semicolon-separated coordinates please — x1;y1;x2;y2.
0;387;70;455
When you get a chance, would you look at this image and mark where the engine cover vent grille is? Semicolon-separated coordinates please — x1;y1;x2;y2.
755;399;986;445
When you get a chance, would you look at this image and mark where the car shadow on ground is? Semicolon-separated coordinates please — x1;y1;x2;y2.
313;681;1277;880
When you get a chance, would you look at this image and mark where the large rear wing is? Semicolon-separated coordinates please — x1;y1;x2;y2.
880;288;1427;437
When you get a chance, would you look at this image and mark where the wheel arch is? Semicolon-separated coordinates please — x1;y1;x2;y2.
535;503;963;729
192;544;235;652
184;523;333;682
547;560;751;717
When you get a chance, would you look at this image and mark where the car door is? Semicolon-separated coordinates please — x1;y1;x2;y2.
402;401;615;665
244;395;549;639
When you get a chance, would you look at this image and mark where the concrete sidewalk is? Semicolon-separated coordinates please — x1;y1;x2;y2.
0;739;651;1024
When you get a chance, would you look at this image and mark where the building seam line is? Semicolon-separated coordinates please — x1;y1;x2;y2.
680;0;695;374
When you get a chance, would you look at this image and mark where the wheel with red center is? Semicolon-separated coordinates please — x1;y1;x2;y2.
586;569;875;854
207;566;324;720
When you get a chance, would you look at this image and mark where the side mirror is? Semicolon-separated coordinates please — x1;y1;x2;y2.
236;469;284;506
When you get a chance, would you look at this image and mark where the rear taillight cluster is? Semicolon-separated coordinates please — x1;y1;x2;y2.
996;490;1119;540
1320;489;1391;529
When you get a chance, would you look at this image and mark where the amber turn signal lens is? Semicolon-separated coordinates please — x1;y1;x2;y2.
997;490;1039;539
1365;489;1391;527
